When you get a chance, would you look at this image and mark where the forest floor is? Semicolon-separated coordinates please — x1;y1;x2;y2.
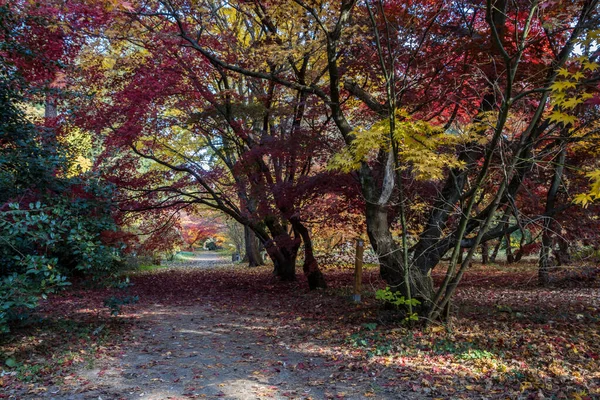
1;252;599;399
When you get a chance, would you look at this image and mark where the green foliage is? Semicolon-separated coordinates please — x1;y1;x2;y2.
432;337;494;358
0;268;70;334
136;264;167;272
1;197;123;279
0;198;125;332
457;349;496;360
375;287;421;307
375;287;420;322
362;322;378;331
346;325;395;357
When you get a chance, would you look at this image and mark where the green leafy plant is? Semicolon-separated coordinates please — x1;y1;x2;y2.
0;198;125;332
375;287;420;322
457;349;496;360
362;322;378;331
346;325;396;358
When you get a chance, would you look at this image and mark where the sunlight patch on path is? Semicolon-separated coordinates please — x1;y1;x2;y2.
165;251;235;269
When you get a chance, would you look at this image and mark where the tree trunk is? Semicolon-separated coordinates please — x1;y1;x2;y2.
45;94;57;120
490;239;501;263
257;240;265;263
513;249;524;263
261;238;298;281
244;225;263;267
268;246;298;281
539;146;566;286
263;218;299;282
554;237;570;266
481;241;489;264
505;233;514;264
365;201;434;310
246;221;296;281
539;229;553;286
290;218;326;290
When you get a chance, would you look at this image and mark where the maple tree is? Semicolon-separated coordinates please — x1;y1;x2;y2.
91;0;599;318
67;1;367;290
6;0;599;318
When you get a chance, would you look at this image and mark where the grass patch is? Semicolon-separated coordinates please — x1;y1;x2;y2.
213;248;233;256
136;264;168;272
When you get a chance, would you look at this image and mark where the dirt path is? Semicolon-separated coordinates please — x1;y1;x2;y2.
38;253;413;400
165;252;235;269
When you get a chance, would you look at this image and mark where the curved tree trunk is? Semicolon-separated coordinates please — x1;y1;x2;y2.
365;201;434;311
290;218;327;290
247;222;297;281
244;225;264;267
265;244;298;281
490;239;501;263
263;218;299;281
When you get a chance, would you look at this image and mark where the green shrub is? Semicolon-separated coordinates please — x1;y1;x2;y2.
0;197;125;332
375;287;420;322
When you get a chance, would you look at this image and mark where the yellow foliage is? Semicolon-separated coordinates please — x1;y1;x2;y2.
582;60;599;71
548;30;599;128
548;111;577;125
574;170;600;208
557;30;600;207
549;80;577;91
329;111;464;181
58;126;95;177
70;155;93;176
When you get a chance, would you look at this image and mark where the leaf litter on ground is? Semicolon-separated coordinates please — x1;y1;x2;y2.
1;257;598;399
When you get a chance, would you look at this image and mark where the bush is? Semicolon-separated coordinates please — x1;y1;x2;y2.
0;261;70;334
375;287;420;322
0;197;125;332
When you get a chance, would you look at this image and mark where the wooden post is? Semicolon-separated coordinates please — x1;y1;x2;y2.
353;239;364;303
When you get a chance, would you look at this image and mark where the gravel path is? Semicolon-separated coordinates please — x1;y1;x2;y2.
31;252;414;400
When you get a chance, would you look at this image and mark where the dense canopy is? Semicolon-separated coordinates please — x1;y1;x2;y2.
1;0;600;397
